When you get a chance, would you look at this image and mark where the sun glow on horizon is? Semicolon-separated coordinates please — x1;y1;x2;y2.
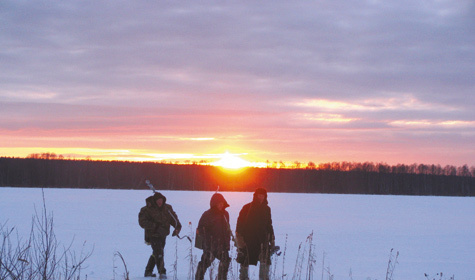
0;147;273;167
211;151;253;170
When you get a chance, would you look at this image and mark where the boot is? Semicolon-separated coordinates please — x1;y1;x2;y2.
144;255;156;277
156;255;166;276
195;264;206;280
259;263;270;280
217;259;230;280
239;264;249;280
144;271;156;277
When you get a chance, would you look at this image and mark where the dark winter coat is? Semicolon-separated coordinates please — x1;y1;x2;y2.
196;193;231;252
236;191;274;265
138;192;181;243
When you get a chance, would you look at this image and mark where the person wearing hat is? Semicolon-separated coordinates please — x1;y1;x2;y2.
235;188;275;280
195;193;232;280
138;192;182;279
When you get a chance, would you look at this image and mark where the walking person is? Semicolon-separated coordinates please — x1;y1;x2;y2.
236;188;275;280
195;193;232;280
139;192;182;279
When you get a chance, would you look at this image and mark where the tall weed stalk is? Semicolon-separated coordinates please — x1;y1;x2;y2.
0;189;92;280
385;248;399;280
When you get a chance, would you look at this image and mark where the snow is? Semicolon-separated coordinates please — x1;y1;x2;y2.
1;187;474;280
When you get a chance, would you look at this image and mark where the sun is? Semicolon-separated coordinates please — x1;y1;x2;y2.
211;151;252;170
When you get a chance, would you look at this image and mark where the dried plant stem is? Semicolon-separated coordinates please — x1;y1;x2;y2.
114;251;129;280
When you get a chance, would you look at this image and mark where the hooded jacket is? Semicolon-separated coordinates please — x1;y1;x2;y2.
196;193;231;252
138;192;181;243
236;188;275;265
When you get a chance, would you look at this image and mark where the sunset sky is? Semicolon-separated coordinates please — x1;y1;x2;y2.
1;1;474;167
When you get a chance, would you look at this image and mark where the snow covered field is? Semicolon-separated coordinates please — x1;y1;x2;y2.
1;187;474;280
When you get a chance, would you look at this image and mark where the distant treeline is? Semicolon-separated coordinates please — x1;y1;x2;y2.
0;157;473;196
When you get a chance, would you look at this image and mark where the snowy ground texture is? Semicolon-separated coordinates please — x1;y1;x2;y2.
1;187;474;280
